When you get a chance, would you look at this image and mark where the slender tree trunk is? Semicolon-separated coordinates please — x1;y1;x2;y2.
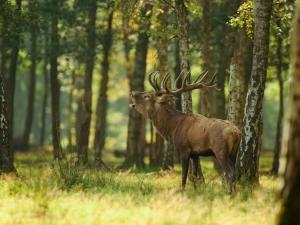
8;0;22;152
174;39;182;112
173;39;181;164
271;20;284;176
50;0;63;159
77;0;97;164
154;4;174;170
228;30;249;128
0;12;8;78
124;4;152;168
235;0;272;184
66;70;75;148
175;0;192;113
0;75;16;173
94;8;114;166
278;2;300;223
21;26;37;149
198;0;211;117
40;33;49;146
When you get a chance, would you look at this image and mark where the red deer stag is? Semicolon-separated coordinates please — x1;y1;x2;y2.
130;71;241;193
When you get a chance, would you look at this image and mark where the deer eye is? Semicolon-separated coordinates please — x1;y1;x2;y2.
143;95;151;99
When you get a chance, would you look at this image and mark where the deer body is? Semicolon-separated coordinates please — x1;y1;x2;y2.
130;71;241;193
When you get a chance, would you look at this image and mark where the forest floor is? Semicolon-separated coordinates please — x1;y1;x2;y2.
0;149;281;225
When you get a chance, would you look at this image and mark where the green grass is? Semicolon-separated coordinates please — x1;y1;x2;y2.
0;150;282;225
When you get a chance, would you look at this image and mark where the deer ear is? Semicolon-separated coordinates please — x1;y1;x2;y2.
156;94;173;103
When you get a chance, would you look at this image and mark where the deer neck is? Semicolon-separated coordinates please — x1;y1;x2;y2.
149;103;183;141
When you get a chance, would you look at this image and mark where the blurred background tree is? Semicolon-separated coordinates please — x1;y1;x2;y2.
0;0;294;176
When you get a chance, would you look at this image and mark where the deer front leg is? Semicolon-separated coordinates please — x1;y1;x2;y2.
181;153;190;191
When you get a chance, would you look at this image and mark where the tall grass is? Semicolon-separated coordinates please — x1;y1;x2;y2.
0;151;281;225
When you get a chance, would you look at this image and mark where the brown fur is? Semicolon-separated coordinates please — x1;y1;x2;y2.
130;91;241;193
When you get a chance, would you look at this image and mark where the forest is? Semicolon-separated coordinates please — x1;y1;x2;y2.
0;0;300;224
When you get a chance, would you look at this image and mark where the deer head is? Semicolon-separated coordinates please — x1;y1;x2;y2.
130;70;217;117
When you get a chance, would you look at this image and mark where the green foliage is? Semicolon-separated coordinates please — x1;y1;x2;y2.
228;0;254;38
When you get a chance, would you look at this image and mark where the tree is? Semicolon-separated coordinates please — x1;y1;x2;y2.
125;4;152;168
40;30;49;146
278;1;300;223
77;0;97;164
0;74;16;173
228;30;251;129
175;0;192;113
198;0;212;117
21;2;38;149
8;0;22;150
94;4;114;166
236;0;273;183
50;0;64;159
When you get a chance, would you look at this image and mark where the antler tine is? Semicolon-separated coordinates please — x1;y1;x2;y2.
153;71;161;91
182;71;190;86
160;72;170;90
205;71;217;86
193;71;209;84
148;71;158;90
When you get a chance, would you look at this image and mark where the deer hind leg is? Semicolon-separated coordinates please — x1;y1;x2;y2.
215;151;236;194
181;153;190;191
191;155;205;189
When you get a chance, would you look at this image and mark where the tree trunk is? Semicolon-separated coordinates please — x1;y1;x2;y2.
50;0;63;159
175;0;192;113
21;26;37;150
0;11;8;78
0;75;16;173
40;33;49;146
198;0;211;117
155;4;174;170
124;4;152;168
278;2;300;223
173;39;181;164
235;0;272;184
271;20;284;176
228;30;249;128
8;0;22;152
94;8;114;166
66;70;75;148
77;0;97;164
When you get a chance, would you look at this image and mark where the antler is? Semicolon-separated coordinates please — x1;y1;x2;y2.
148;71;160;91
161;71;217;95
148;70;217;94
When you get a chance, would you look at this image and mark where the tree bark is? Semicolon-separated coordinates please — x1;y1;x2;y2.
235;0;272;184
173;39;181;164
77;0;97;164
278;2;300;223
198;0;211;117
66;70;75;148
175;0;192;113
21;26;37;150
0;75;16;173
50;0;63;159
0;9;8;78
228;30;249;128
124;4;152;168
94;8;114;166
271;20;284;176
8;0;22;152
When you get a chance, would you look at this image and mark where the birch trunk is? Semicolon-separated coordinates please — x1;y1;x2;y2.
235;0;272;183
